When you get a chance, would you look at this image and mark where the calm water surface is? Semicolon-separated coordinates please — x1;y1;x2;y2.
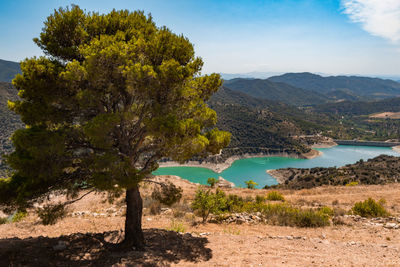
152;145;400;188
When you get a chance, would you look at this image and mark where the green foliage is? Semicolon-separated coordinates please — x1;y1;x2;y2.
345;181;359;187
294;209;331;228
255;195;265;204
151;182;182;206
318;206;334;217
207;177;217;188
12;210;27;222
37;203;67;225
191;190;330;228
167;220;185;233
191;188;228;222
244;180;258;189
1;5;230;213
266;191;285;201
352;198;389;218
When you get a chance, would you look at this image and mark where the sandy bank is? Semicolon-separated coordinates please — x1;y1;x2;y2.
311;141;337;149
158;149;323;173
393;146;400;153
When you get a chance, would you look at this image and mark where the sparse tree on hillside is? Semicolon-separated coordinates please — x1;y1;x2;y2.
0;5;230;250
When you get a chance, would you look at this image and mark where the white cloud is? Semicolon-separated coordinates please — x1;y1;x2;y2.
342;0;400;43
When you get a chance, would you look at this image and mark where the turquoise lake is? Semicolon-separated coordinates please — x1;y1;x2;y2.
152;145;400;188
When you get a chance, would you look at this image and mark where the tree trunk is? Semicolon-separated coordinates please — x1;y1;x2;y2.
123;185;145;250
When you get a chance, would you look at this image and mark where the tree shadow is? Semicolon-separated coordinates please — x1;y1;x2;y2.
0;229;212;266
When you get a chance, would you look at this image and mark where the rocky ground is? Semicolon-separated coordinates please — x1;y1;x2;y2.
1;176;400;266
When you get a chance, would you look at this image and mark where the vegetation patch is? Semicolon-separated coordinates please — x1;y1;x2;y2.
191;188;331;227
351;198;389;218
266;191;285;201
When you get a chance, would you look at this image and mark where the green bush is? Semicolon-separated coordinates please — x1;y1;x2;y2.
318;206;334;217
12;210;27;222
244;180;258;189
167;220;185;233
266;191;285;201
294;209;330;228
345;181;359;187
352;198;389;218
191;189;331;227
191;188;228;222
207;177;217;188
255;195;266;204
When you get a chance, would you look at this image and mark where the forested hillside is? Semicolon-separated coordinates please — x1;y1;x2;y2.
314;97;400;115
223;78;328;106
0;59;20;82
0;82;23;176
270;155;400;189
269;72;400;100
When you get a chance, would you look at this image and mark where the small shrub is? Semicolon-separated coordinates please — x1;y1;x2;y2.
245;180;258;189
266;191;285;201
345;181;359;187
255;195;266;204
352;198;389;218
294;209;330;228
207;177;217;188
318;206;334;217
37;204;66;225
151;182;183;206
12;210;27;222
167;220;185;233
191;188;228;222
0;217;7;224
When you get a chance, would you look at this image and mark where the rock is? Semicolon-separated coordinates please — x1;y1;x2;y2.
199;232;210;236
321;240;330;245
384;223;399;229
286;236;293;240
216;177;235;188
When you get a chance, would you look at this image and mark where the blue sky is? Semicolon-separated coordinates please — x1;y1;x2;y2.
1;0;400;76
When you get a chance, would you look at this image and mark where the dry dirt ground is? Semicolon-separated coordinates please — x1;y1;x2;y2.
370;112;400;119
1;176;400;266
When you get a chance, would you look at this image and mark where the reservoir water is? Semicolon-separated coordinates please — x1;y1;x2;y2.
152;145;400;188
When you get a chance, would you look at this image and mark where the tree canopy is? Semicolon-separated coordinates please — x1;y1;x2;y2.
0;5;230;249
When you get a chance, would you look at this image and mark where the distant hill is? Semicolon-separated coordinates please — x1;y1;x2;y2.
223;78;328;106
0;59;21;82
268;72;400;100
0;82;23;176
315;97;400;116
220;71;282;80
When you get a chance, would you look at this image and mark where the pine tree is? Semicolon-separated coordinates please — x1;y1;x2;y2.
0;5;230;250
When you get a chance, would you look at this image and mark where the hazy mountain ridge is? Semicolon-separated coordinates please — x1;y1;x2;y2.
269;72;400;100
223;78;329;106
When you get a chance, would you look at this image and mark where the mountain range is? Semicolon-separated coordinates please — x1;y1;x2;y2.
2;59;400;174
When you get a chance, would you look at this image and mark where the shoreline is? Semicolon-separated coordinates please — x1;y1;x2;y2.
158;149;323;174
311;142;337;149
266;169;288;184
393;146;400;153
